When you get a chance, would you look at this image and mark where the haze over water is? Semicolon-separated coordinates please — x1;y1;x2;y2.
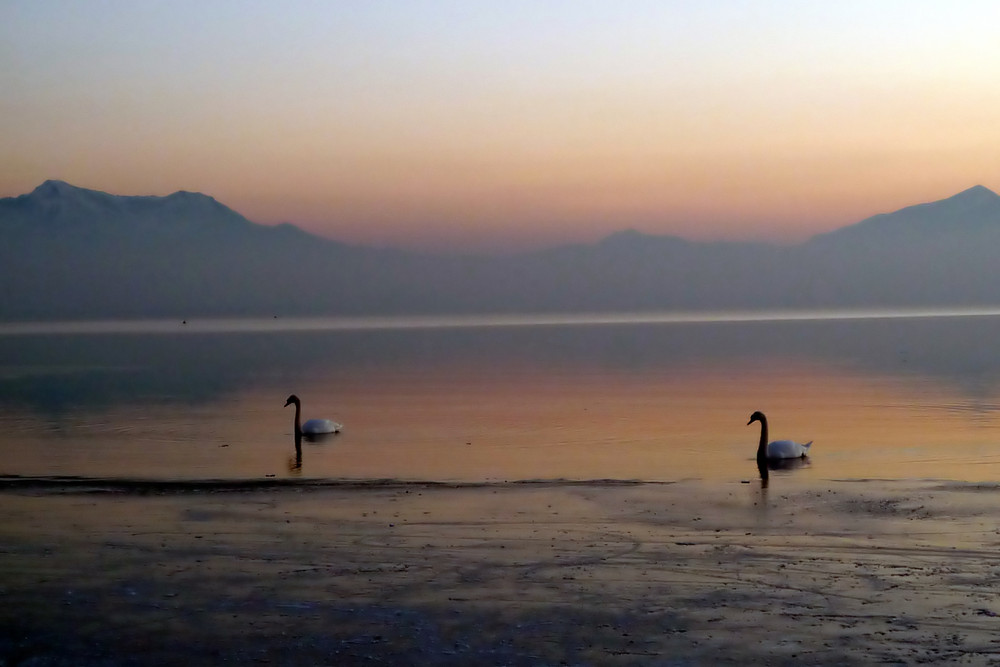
3;308;1000;484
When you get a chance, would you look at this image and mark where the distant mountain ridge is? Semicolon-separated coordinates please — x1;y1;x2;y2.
2;181;999;320
808;184;1000;247
5;180;272;239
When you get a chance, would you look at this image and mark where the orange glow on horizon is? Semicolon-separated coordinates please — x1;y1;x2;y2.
2;3;1000;252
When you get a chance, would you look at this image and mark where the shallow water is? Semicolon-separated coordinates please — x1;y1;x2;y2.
3;309;1000;483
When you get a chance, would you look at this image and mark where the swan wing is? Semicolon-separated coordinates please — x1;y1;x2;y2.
302;418;342;434
766;439;811;459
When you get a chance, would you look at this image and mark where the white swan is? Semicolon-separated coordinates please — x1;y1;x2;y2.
284;394;342;435
748;411;811;460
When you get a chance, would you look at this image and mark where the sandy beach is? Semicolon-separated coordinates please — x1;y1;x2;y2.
3;478;1000;665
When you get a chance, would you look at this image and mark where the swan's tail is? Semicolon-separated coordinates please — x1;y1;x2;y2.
801;441;813;453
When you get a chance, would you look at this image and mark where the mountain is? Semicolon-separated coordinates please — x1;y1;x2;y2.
3;180;250;234
808;185;1000;247
797;185;1000;306
1;180;999;320
0;181;396;319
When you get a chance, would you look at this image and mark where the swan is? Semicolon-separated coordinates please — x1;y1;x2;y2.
747;411;811;460
284;394;342;435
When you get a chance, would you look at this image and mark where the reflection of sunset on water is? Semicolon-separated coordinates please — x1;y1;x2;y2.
311;358;1000;483
7;340;1000;484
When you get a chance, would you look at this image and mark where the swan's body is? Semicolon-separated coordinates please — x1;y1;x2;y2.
748;411;811;460
763;438;810;459
301;418;341;435
284;394;342;435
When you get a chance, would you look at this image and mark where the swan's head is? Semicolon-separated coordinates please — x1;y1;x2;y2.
747;410;766;426
284;394;300;408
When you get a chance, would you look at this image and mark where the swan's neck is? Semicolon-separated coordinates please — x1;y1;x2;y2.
755;417;769;461
292;401;302;435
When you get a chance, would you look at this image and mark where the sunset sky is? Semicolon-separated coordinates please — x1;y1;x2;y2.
3;1;1000;252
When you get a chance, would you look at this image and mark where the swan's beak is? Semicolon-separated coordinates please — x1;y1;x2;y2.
283;399;292;407
746;418;753;425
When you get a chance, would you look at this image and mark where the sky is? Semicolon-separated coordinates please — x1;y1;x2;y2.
2;1;1000;252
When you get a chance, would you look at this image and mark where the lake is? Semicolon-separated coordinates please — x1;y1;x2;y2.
3;308;1000;483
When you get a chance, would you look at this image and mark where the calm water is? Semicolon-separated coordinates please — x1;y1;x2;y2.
4;309;1000;483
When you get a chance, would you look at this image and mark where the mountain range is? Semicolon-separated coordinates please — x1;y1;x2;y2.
2;180;1000;320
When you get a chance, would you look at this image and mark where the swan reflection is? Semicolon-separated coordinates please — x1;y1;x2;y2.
288;447;303;475
287;429;340;476
756;446;811;489
764;456;811;472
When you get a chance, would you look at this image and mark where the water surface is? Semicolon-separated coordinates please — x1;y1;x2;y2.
3;309;1000;483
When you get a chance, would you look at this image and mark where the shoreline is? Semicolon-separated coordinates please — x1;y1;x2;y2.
4;479;1000;664
0;475;660;493
5;473;1000;491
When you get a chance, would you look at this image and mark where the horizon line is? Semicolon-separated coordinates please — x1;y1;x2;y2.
4;305;1000;337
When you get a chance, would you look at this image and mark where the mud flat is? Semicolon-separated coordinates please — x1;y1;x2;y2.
3;477;1000;665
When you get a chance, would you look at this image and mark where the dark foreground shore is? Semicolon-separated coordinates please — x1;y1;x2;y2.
3;478;1000;665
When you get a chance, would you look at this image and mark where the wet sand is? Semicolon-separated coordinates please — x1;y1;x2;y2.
3;478;1000;665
